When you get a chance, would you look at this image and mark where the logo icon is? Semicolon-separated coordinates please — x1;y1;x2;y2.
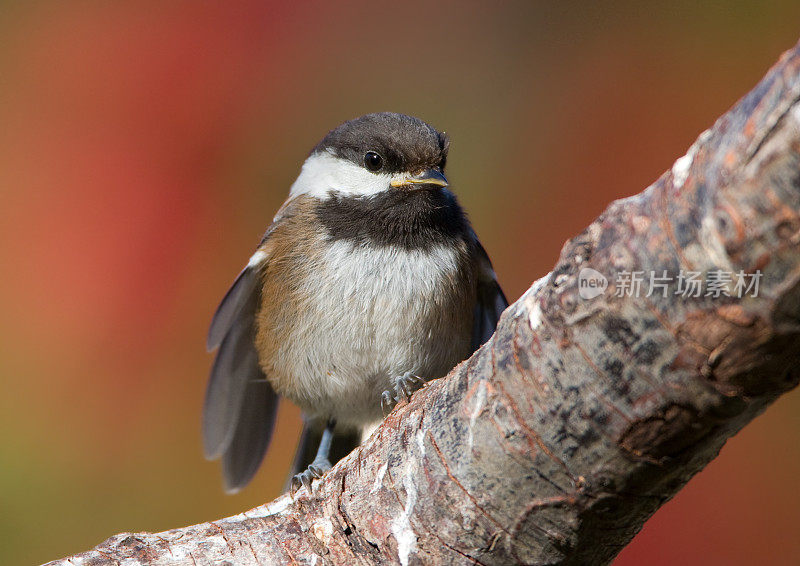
578;268;608;300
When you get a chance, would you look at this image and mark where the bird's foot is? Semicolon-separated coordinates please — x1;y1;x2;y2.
290;456;331;494
381;371;425;416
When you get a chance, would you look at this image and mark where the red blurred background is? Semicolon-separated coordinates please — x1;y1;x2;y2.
1;2;799;564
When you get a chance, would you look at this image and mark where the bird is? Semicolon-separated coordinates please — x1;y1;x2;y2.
202;112;508;493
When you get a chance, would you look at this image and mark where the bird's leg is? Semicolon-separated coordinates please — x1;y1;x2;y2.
381;371;426;416
291;419;335;494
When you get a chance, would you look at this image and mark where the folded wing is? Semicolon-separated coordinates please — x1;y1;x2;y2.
470;238;509;352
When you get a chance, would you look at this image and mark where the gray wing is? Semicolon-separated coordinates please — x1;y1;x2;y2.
206;215;284;352
470;239;509;352
204;200;304;491
202;249;278;492
222;379;277;492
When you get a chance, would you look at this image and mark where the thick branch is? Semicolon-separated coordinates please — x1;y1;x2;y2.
49;40;800;566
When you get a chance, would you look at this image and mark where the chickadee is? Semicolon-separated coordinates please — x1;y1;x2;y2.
203;112;508;493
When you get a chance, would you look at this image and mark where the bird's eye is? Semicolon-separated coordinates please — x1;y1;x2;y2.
364;151;383;172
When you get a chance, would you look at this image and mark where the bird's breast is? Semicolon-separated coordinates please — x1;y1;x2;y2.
255;209;476;426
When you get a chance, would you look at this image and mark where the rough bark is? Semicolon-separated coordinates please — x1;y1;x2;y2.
48;40;800;566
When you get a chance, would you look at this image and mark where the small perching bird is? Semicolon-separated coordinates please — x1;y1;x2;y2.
203;112;508;493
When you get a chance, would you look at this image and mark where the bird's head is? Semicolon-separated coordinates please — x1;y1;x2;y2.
289;112;450;200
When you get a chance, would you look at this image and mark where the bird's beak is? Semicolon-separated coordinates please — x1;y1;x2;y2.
390;168;449;190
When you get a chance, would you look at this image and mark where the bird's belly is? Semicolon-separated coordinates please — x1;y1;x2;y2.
268;240;473;428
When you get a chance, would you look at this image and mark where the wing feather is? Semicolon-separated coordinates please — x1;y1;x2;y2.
203;200;302;490
202;271;264;459
206;266;261;352
470;239;509;352
221;379;278;492
203;261;280;489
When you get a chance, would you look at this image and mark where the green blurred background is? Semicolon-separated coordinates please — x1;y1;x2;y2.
1;2;799;564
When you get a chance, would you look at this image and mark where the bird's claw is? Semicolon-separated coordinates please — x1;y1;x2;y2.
290;458;331;494
380;390;394;416
381;372;425;416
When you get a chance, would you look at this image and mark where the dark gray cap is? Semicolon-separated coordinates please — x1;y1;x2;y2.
311;112;449;174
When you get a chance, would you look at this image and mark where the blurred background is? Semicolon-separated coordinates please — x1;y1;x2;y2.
1;1;799;564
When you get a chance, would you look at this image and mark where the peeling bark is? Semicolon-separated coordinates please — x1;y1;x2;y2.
47;40;800;566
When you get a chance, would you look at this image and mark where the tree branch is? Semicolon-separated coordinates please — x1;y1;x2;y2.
48;39;800;566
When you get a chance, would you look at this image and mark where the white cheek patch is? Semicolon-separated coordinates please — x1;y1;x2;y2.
289;152;395;199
